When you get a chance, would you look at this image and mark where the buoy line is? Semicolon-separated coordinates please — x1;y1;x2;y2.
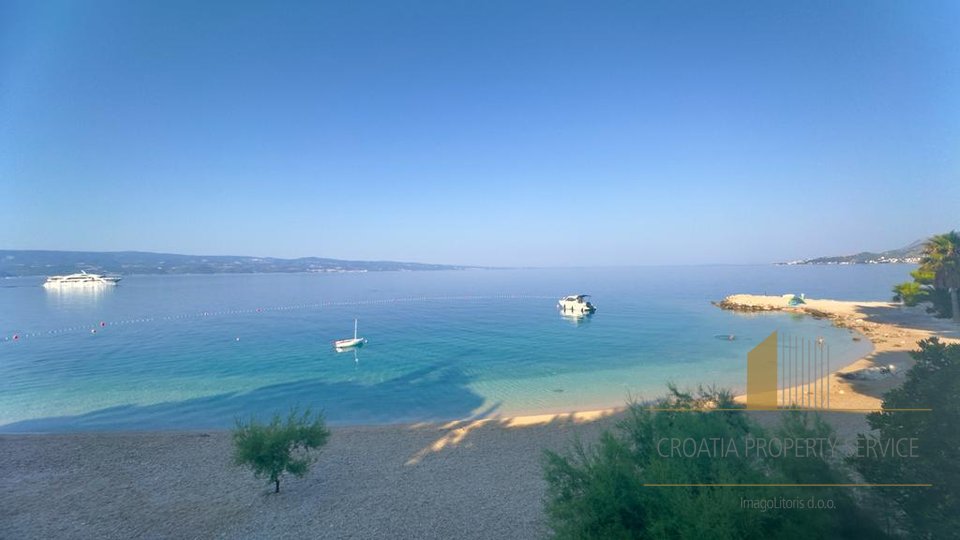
2;294;556;345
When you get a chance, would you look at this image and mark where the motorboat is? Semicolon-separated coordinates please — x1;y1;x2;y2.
43;271;121;287
557;294;596;314
334;319;367;350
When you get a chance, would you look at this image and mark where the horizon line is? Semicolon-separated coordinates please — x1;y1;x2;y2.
0;247;924;271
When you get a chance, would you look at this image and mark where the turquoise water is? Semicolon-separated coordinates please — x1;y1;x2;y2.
0;265;913;432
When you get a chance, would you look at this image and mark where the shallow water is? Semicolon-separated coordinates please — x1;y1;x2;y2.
0;265;913;431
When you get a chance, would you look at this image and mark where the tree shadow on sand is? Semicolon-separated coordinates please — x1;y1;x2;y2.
0;363;492;432
855;305;960;339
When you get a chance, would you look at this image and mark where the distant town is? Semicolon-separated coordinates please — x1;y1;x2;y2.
780;255;921;266
778;239;924;266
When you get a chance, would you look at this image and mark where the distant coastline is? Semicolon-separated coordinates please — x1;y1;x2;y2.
0;250;480;277
777;238;925;266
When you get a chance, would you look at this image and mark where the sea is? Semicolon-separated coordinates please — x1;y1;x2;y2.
0;265;914;432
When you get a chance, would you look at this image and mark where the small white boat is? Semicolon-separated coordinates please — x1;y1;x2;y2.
334;319;367;350
43;270;121;287
557;294;596;314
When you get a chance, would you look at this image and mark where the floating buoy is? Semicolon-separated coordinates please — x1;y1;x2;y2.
91;329;97;334
100;321;106;327
13;334;19;340
235;337;240;341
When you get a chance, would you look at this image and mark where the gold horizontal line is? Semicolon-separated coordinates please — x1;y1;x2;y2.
643;483;933;487
641;408;932;412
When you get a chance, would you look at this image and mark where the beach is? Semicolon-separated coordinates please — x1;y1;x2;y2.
3;295;957;539
718;294;960;411
0;415;616;539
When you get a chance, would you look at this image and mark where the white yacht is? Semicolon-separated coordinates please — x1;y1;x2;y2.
557;294;596;314
43;271;121;287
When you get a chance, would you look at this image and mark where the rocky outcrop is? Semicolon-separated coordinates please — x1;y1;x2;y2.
713;295;901;344
712;298;781;312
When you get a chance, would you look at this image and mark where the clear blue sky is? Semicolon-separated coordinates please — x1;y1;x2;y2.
2;1;958;266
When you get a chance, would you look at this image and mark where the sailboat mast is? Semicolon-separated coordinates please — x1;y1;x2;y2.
354;318;358;339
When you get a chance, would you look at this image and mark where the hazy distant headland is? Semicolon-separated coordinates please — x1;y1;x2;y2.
0;250;475;277
778;239;925;266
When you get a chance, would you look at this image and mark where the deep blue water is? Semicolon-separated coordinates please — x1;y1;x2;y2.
0;265;913;432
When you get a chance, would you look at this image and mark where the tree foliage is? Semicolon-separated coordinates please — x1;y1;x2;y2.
543;385;887;539
913;231;960;322
232;408;331;493
892;281;925;306
853;338;960;538
910;268;935;286
898;231;960;320
922;232;960;288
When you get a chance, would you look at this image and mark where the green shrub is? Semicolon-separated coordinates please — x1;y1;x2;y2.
892;282;926;306
233;408;330;493
853;338;960;538
543;386;887;539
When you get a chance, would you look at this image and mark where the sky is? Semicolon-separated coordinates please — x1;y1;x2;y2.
1;1;958;266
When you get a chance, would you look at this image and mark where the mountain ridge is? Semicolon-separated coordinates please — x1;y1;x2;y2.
780;239;925;265
0;250;475;277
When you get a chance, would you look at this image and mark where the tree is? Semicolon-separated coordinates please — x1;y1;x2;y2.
543;385;887;539
853;338;960;538
892;281;925;306
919;231;960;322
233;408;331;493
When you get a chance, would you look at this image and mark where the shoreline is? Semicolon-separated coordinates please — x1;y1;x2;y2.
4;294;958;538
5;294;955;436
717;294;960;412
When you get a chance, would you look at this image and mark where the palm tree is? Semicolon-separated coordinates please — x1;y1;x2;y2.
920;231;960;322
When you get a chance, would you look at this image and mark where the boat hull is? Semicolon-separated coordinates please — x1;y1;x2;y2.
557;302;596;314
43;280;119;287
334;338;367;350
43;272;122;287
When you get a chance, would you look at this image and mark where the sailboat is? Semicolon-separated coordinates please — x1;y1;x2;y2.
334;319;367;350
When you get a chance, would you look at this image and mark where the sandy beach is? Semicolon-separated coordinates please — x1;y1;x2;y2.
0;414;617;540
3;295;957;539
719;294;960;411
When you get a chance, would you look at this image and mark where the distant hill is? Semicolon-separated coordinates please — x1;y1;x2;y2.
0;250;473;277
780;239;925;266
